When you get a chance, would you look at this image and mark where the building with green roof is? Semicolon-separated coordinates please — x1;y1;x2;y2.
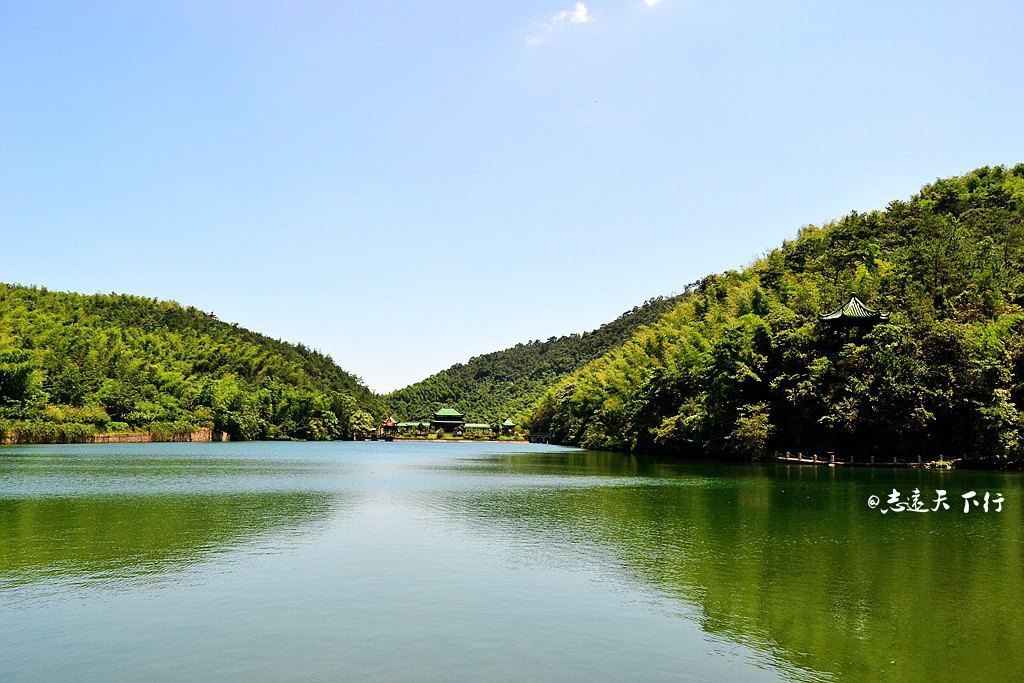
819;295;889;326
430;407;465;432
819;295;889;340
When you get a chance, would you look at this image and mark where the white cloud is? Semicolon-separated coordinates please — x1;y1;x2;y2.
644;0;664;5
570;2;592;23
527;2;594;45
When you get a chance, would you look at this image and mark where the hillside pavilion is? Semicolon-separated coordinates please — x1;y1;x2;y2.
819;295;889;340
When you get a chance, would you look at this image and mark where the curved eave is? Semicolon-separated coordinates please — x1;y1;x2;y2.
819;296;888;322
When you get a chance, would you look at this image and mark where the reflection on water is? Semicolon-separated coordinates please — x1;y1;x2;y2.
1;442;1021;681
441;451;1024;681
0;493;331;590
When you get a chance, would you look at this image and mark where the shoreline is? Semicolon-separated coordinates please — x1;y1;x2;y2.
3;438;1020;470
769;453;957;469
0;427;227;447
0;435;532;447
359;437;530;444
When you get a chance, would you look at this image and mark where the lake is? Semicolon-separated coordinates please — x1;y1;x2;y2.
1;441;1021;681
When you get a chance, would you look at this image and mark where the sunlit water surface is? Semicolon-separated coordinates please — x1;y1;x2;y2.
1;441;1022;681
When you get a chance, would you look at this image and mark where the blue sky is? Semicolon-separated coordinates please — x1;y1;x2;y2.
3;1;1023;392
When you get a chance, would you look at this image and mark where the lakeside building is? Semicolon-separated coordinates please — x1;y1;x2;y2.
389;408;519;439
380;416;398;440
396;420;429;435
430;408;466;432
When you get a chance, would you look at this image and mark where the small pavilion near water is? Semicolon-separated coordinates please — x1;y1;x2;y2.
379;416;398;440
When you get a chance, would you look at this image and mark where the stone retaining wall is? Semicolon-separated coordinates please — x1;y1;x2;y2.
87;427;227;443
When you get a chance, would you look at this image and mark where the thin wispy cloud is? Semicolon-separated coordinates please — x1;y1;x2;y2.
644;0;664;6
527;2;594;45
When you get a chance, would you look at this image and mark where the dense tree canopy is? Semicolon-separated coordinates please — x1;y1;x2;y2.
385;296;684;424
0;286;382;442
9;165;1024;458
527;165;1024;462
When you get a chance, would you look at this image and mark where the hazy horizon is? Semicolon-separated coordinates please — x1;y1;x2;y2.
4;1;1024;391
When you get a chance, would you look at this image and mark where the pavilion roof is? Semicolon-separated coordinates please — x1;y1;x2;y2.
464;423;491;430
502;418;516;426
434;407;464;418
819;296;889;323
381;416;397;427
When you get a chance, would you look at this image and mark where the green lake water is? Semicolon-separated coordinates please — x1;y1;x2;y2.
1;441;1021;681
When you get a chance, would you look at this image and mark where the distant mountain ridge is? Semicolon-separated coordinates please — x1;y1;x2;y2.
385;295;685;423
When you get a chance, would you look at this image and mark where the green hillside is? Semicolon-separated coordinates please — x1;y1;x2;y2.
0;285;382;443
527;165;1024;463
386;295;684;423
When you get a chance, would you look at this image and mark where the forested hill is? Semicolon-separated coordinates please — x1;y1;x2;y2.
386;295;685;423
527;165;1024;463
0;285;383;442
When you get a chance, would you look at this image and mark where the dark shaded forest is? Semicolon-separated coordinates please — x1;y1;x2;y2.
527;165;1024;463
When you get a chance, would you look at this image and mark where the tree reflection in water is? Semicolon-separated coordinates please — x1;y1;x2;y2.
441;451;1024;681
